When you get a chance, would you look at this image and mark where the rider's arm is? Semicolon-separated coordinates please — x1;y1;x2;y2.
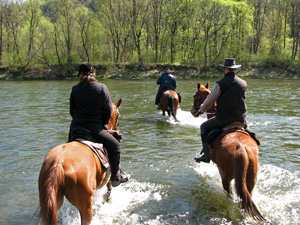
199;84;221;114
101;84;112;126
156;74;163;84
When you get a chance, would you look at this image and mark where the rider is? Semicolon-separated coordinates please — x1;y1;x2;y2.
194;58;259;163
155;68;179;109
68;62;128;187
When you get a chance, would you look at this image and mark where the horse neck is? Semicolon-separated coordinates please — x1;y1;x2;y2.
106;117;117;130
106;106;119;130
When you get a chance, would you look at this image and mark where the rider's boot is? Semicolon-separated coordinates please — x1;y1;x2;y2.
194;143;210;163
110;152;129;187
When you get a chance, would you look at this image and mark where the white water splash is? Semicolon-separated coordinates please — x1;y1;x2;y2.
193;162;300;224
59;180;164;225
163;108;206;127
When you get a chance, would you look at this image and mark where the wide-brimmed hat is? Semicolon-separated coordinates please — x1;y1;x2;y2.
78;62;95;75
219;58;241;69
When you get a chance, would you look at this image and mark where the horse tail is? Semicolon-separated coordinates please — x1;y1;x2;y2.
234;146;266;221
38;160;64;225
168;94;178;121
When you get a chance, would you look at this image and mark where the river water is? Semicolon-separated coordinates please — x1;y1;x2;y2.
0;78;299;225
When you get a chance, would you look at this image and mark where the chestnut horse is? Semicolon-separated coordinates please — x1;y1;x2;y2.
37;98;122;225
191;82;266;222
160;90;180;122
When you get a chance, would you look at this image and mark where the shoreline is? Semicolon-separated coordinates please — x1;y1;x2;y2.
0;64;299;80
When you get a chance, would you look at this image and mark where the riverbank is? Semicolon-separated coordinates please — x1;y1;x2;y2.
0;63;299;80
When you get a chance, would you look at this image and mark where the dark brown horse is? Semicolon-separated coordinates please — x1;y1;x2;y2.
37;99;122;225
191;82;266;222
160;90;180;122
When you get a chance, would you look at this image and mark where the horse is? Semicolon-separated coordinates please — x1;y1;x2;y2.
160;90;180;122
191;82;266;222
191;82;215;119
37;98;122;225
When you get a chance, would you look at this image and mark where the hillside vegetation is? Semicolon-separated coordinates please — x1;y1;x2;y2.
0;0;299;80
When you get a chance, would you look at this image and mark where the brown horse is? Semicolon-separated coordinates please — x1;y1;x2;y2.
37;98;122;225
191;82;266;222
191;82;215;119
160;90;180;122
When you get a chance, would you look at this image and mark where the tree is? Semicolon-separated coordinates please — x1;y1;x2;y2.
96;0;131;62
149;0;164;63
248;0;268;54
53;0;77;64
75;6;92;62
129;0;149;65
23;0;43;68
289;0;300;59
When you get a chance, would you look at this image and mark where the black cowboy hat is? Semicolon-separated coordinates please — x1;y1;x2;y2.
219;58;241;69
78;62;95;75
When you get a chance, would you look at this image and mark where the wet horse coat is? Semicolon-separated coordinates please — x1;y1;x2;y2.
37;99;122;225
191;82;266;222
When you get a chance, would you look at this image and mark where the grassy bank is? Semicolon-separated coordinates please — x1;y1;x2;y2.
0;63;299;80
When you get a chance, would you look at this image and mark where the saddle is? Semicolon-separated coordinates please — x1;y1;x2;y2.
207;122;250;148
69;128;110;168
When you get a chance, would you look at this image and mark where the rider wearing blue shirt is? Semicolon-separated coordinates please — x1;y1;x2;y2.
155;68;177;109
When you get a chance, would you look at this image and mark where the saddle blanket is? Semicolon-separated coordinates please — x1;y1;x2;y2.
75;138;110;168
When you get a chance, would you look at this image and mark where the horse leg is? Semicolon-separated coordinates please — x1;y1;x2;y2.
79;196;94;225
218;167;233;195
64;171;96;225
167;108;171;116
168;94;177;120
246;153;258;196
106;181;112;202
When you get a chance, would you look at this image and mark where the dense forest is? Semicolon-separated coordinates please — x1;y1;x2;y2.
0;0;299;79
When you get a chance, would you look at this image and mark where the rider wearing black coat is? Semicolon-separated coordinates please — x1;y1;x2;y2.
68;62;128;187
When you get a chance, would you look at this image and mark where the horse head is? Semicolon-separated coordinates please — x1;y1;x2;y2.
191;82;211;116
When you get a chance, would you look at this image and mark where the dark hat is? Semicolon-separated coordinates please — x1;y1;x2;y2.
78;62;95;75
219;58;241;69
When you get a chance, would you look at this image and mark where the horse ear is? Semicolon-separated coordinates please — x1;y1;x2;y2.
115;98;122;108
197;82;201;90
205;81;210;89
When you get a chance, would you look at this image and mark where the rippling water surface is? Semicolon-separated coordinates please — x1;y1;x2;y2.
0;79;299;225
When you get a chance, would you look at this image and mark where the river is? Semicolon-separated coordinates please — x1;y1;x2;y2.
0;78;299;225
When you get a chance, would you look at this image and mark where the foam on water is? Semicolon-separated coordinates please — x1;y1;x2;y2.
193;162;300;224
59;180;164;225
162;108;206;127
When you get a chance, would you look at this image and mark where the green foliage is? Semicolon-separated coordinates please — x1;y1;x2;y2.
0;0;298;77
